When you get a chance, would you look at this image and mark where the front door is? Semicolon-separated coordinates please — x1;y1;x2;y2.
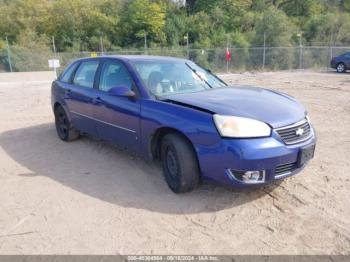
93;59;141;152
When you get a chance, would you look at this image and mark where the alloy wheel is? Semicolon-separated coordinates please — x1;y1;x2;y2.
337;63;345;73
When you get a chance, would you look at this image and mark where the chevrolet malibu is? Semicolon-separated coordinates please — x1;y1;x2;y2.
51;56;316;193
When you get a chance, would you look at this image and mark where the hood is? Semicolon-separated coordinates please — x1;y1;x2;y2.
162;86;306;128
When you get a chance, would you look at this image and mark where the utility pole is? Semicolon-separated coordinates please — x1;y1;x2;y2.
51;36;58;78
186;32;189;59
298;33;302;70
100;36;104;55
52;36;57;58
5;36;13;72
263;32;266;70
329;32;333;71
144;31;147;55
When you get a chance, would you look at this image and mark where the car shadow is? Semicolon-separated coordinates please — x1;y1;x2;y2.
324;70;350;75
0;123;280;214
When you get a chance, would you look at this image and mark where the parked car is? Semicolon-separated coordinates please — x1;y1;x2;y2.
51;56;316;193
330;52;350;73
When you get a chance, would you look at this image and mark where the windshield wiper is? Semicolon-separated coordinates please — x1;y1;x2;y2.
205;68;228;86
185;63;213;89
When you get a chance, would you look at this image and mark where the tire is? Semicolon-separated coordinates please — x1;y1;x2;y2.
54;105;80;141
160;133;199;193
336;63;346;73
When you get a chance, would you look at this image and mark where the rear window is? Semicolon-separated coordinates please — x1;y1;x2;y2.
60;62;79;83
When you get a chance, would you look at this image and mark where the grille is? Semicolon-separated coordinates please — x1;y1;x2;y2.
275;119;312;145
275;162;297;178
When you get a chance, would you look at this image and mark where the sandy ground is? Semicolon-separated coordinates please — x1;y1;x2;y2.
0;71;349;255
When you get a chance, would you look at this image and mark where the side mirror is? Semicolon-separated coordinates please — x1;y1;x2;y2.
108;86;136;98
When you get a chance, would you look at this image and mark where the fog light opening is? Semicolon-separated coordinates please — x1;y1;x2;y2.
227;169;266;184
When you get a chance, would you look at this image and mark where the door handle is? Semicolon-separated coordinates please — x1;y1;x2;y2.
65;89;71;97
93;97;102;105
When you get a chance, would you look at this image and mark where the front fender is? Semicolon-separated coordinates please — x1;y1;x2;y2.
140;99;221;160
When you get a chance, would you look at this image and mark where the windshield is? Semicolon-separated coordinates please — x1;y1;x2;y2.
131;60;227;97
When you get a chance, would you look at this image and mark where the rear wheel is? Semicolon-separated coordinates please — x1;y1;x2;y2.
160;133;199;193
336;62;346;73
54;105;80;141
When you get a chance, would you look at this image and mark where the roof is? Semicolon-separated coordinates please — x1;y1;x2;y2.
76;55;188;63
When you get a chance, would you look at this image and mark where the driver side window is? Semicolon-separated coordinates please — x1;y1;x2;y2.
99;61;133;92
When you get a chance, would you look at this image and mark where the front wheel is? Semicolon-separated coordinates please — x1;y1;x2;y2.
54;105;80;141
336;63;346;73
161;133;200;193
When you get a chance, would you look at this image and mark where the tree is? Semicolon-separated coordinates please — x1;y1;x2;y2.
278;0;323;17
119;0;166;47
46;0;117;51
185;0;197;14
303;12;350;45
252;8;295;69
0;0;350;71
164;2;188;47
11;29;52;71
253;8;294;47
0;0;52;42
342;0;350;11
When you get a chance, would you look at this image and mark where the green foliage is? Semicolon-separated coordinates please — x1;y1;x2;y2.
119;0;166;47
253;8;295;47
164;3;188;46
0;0;349;72
303;12;350;44
343;0;350;11
0;0;51;42
10;29;52;71
252;8;296;69
0;40;5;49
46;0;117;51
278;0;324;17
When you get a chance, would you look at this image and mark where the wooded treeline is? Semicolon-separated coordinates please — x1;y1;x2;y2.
0;0;350;52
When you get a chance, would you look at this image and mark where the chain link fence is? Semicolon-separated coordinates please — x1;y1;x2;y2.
0;45;349;73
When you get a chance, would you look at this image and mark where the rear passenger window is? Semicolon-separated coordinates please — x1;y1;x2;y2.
73;60;99;88
60;62;78;83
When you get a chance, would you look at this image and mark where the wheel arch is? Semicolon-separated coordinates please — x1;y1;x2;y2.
53;101;72;124
337;61;347;71
53;101;62;111
149;127;200;172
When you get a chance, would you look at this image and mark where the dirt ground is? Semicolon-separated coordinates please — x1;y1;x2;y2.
0;71;349;255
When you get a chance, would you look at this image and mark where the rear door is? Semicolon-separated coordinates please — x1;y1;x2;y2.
65;59;100;136
93;59;141;152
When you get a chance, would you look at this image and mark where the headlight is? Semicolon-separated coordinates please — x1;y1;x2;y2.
306;114;311;124
213;115;271;138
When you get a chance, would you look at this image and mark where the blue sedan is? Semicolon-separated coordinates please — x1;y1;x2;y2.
51;56;316;193
330;52;350;73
